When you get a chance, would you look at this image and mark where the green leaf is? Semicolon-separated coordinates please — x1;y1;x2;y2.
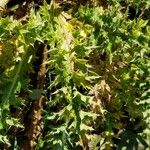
29;89;44;100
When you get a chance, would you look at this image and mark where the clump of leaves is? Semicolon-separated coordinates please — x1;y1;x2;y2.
0;0;150;149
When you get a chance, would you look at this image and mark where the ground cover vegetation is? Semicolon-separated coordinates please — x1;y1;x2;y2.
0;0;150;149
